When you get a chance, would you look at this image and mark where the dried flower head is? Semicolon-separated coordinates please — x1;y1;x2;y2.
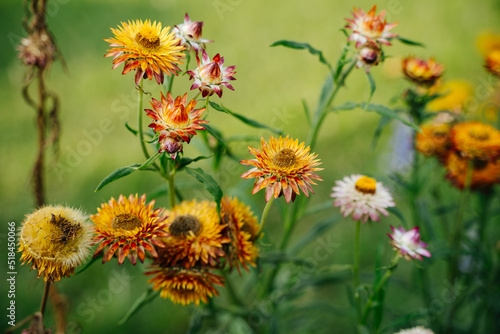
477;31;500;56
104;20;185;85
19;206;92;282
402;56;444;87
345;5;398;47
388;226;431;261
485;49;500;77
445;152;500;189
331;174;395;223
186;49;236;98
394;326;435;334
173;13;213;52
221;196;260;273
146;267;224;305
450;121;500;161
156;200;230;268
146;92;207;159
17;30;55;69
240;136;323;203
90;194;168;265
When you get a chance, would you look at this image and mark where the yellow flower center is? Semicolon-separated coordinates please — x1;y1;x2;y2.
469;128;490;141
272;148;297;168
355;176;377;195
169;215;201;237
50;214;82;245
112;213;142;230
135;31;160;51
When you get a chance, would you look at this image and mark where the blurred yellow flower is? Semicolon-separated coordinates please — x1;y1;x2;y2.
477;31;500;56
19;206;92;282
445;152;500;189
450;121;500;161
416;121;451;158
402;56;444;87
428;80;473;114
485;49;500;77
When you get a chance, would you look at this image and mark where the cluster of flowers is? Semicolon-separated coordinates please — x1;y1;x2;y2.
19;194;260;305
402;55;500;190
104;15;235;159
18;14;258;306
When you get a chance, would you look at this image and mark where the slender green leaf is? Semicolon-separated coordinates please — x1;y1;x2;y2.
117;288;159;325
365;71;376;105
395;36;425;47
301;98;311;126
137;152;160;170
124;122;138;135
185;167;223;212
290;214;342;255
175;155;212;171
209;102;282;135
95;153;159;192
270;40;333;72
95;164;141;192
316;73;334;113
371;116;392;149
333;102;420;131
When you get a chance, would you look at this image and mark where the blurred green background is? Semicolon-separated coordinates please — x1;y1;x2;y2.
1;0;499;333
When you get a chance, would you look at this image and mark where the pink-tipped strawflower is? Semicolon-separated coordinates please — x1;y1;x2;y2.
173;13;213;53
345;5;398;48
186;49;236;98
388;226;431;261
331;175;395;223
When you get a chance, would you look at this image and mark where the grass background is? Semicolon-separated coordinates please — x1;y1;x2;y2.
1;0;499;333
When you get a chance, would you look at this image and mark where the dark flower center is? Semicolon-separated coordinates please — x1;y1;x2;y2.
272;148;297;168
50;214;82;244
135;32;160;50
169;215;201;237
112;213;142;230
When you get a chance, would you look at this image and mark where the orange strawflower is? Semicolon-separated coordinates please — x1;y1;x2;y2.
145;92;207;159
221;196;260;273
416;121;451;158
156;200;230;269
445;152;500;189
240;136;323;203
90;194;168;265
402;56;444;87
146;267;224;305
345;5;398;47
104;20;185;84
450;121;500;161
485;49;500;77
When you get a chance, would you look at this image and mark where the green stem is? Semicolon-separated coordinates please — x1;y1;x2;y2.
167;159;176;208
167;75;174;93
306;60;356;150
40;281;51;318
353;220;362;322
448;161;473;282
361;254;400;324
137;78;150;160
192;90;201;101
257;197;274;236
